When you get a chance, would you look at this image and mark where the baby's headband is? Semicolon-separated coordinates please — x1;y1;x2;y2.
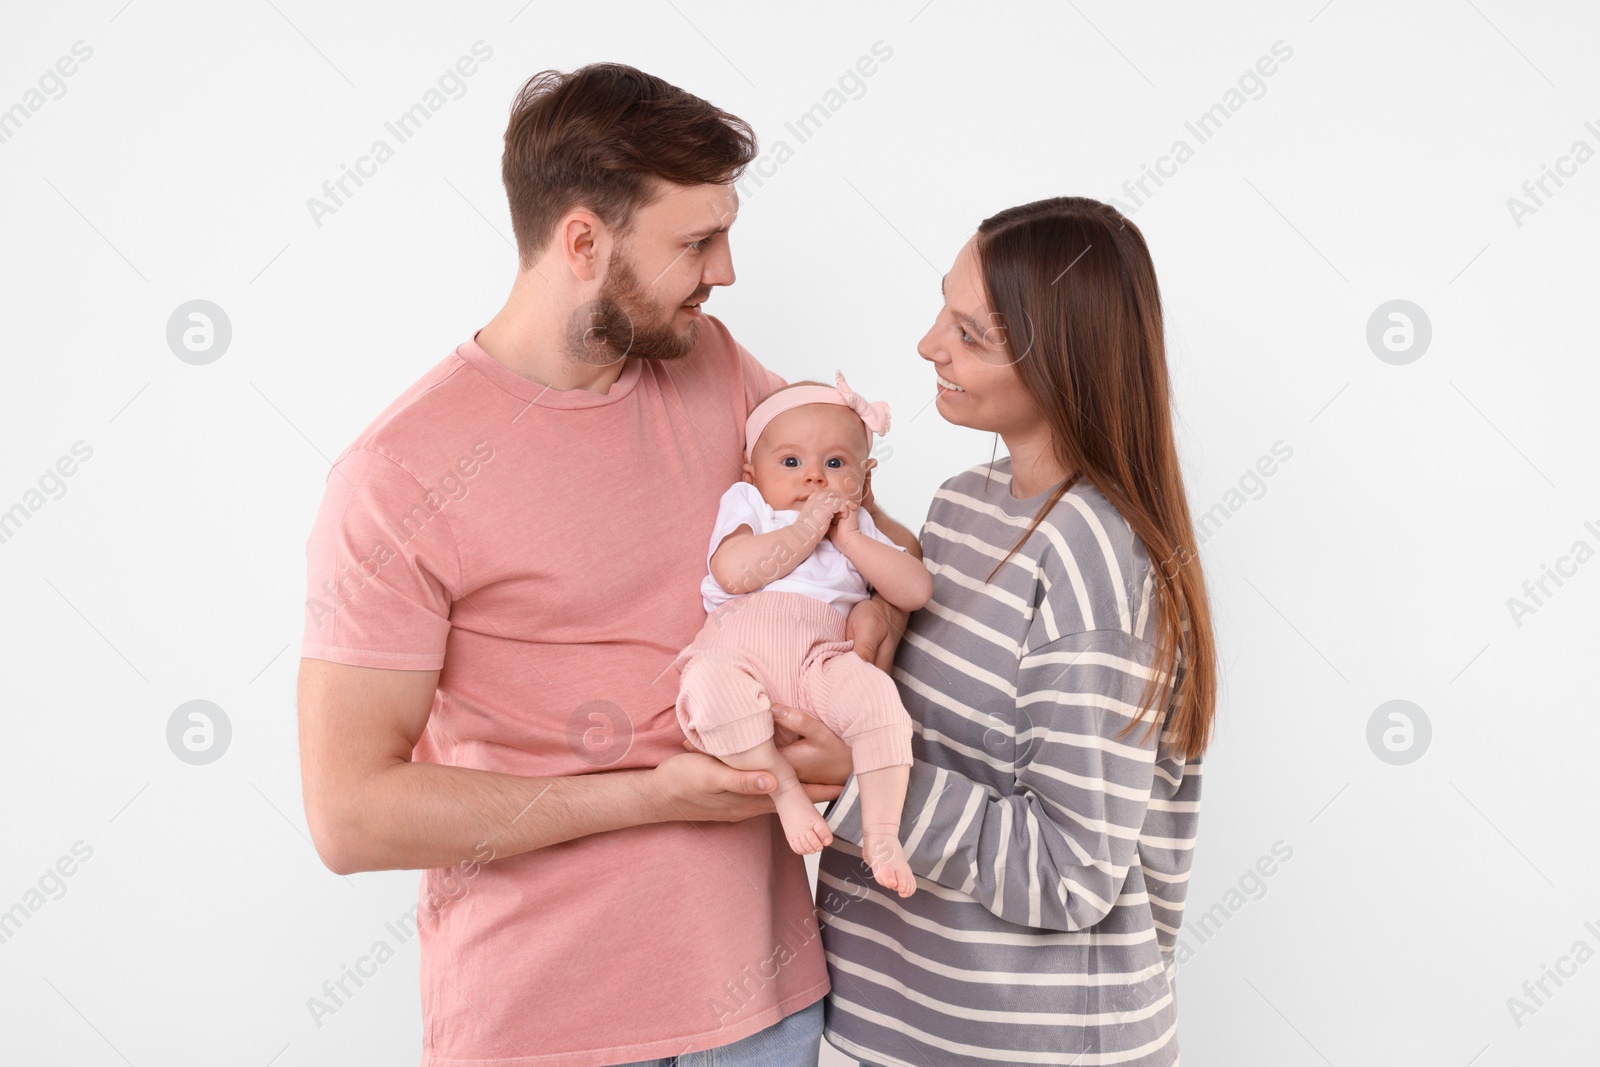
744;371;891;463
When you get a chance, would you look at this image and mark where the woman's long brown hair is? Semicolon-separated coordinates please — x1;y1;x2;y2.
974;197;1216;761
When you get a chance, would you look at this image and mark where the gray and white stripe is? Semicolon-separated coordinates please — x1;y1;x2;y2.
819;457;1203;1066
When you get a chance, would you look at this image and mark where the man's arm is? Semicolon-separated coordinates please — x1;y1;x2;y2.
297;658;840;874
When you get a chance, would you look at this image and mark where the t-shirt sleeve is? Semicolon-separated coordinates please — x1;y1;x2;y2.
704;481;769;570
300;447;460;670
735;334;788;417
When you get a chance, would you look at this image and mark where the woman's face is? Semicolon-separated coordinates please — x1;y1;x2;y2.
917;235;1039;437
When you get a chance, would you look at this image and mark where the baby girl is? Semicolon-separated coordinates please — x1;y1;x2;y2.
669;372;932;897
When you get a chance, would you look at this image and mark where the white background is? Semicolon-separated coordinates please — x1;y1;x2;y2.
2;1;1596;1064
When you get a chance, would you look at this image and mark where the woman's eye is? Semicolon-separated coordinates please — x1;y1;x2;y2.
959;326;977;345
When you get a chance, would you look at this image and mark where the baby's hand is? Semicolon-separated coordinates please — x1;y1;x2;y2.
799;488;849;536
827;498;862;546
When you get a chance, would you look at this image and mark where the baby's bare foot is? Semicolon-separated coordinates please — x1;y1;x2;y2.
773;784;833;855
863;828;915;898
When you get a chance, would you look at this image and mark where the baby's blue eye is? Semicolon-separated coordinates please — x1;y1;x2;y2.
782;457;798;467
827;458;842;468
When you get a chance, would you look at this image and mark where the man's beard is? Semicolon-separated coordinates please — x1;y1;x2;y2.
568;248;708;365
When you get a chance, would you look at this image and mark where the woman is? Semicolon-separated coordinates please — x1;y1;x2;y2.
817;197;1217;1066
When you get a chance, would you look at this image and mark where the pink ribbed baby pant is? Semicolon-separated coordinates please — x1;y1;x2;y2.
670;589;913;775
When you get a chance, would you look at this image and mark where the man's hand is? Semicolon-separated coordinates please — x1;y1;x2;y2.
680;703;853;789
653;747;842;824
845;593;908;673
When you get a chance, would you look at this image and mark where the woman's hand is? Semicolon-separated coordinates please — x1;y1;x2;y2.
773;703;853;787
680;703;853;789
845;593;908;673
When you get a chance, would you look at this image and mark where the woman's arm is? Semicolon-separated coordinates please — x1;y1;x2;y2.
825;628;1185;932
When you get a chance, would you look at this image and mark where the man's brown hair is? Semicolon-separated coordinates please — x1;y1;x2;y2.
501;63;757;267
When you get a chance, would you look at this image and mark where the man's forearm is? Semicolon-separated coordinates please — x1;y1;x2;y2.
327;760;667;874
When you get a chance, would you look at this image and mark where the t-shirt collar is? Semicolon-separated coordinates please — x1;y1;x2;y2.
456;331;643;408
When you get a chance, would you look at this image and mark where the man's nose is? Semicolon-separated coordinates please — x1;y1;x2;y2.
703;241;735;287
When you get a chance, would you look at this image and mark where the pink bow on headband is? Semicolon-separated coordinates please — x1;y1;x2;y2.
744;371;891;462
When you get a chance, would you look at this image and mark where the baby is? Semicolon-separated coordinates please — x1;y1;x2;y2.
669;372;932;897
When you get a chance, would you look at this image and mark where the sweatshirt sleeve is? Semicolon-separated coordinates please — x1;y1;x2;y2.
825;626;1171;931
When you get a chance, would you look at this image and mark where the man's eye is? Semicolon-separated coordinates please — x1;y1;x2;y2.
689;238;709;251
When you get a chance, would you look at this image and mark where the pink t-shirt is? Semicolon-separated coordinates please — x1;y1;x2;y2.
300;316;829;1066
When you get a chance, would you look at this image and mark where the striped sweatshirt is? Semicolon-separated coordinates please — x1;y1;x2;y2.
818;456;1203;1066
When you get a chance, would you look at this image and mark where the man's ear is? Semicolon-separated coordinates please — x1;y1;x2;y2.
558;209;605;281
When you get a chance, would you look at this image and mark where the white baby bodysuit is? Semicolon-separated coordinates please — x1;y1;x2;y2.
700;481;907;616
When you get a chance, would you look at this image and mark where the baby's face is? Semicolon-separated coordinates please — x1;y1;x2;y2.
744;404;873;512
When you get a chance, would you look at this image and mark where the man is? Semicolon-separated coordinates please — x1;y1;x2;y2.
296;63;919;1067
